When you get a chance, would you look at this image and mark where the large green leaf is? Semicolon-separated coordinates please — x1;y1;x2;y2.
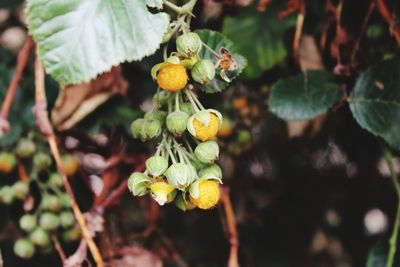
27;0;170;85
349;55;400;149
222;5;295;79
268;71;342;120
367;239;400;267
195;29;247;93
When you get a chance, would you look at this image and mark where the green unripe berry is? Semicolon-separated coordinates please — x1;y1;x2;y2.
165;163;197;190
41;194;61;212
60;193;71;208
12;181;29;200
191;59;216;84
194;141;219;164
19;214;37;232
16;139;36;158
0;186;14;204
33;152;52;171
180;102;194;115
48;172;63;188
176;32;202;57
63;226;81;242
127;172;150;196
198;164;222;180
39;212;60;231
166;111;189;136
14;239;35;259
142;118;162;141
146;156;168;177
236;129;252;145
144;110;167;125
60;211;75;228
30;227;50;247
131;118;145;139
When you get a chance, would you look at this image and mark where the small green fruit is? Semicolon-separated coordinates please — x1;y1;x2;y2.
166;111;189;136
0;152;16;173
39;212;60;231
176;32;202;57
60;193;71;208
33;152;52;171
0;186;14;204
60;211;75;228
180;102;194;115
198;164;222;181
194;141;219;164
127;172;150;196
191;59;215;84
62;226;81;242
30;227;50;247
12;181;29;200
165;163;197;190
14;239;35;259
144;110;167;125
16;139;36;158
41;194;61;212
146;156;168;177
19;214;37;232
48;172;63;188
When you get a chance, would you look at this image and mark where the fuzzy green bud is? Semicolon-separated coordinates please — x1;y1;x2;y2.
41;194;61;212
60;211;75;228
19;214;37;232
16;139;36;158
12;181;29;200
144;110;167;125
48;172;63;188
33;152;52;171
14;239;35;259
198;164;222;181
146;156;169;177
166;111;189;136
165;163;198;190
142;119;162;141
191;59;215;84
194;141;219;164
127;172;150;196
131;118;145;139
0;186;14;204
30;228;50;247
176;32;202;57
39;212;60;231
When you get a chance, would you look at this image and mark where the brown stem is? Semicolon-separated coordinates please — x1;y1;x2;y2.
376;0;400;45
221;187;240;267
33;57;105;267
17;162;29;181
51;234;66;262
293;2;305;64
0;37;33;134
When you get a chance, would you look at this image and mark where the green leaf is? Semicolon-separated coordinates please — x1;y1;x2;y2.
195;29;247;93
268;71;342;120
27;0;170;85
367;239;400;267
349;55;400;149
222;4;295;79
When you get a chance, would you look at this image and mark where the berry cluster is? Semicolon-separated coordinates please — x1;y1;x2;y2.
128;32;230;210
0;136;80;259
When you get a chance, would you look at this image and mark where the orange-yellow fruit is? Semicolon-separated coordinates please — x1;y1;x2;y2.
193;113;220;141
191;180;220;210
232;97;248;110
0;153;16;174
156;64;188;92
61;154;79;176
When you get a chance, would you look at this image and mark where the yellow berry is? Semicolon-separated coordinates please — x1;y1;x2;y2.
61;154;79;176
150;180;175;206
191;180;220;210
193;113;220;141
156;64;188;92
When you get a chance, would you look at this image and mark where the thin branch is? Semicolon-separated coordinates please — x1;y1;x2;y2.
293;1;305;64
51;234;67;262
384;148;400;267
33;57;105;267
221;187;240;267
376;0;400;46
0;37;33;135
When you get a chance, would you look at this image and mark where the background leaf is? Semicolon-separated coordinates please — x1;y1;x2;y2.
222;4;295;79
27;0;170;85
349;55;400;150
268;71;342;120
195;29;246;93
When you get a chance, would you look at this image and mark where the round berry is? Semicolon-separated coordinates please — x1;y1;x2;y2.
0;186;14;205
30;227;50;247
190;180;220;210
60;211;75;228
62;226;81;242
187;110;222;141
0;152;16;174
16;139;36;158
61;154;79;176
41;194;61;212
12;181;29;200
33;152;52;171
19;214;37;232
39;212;60;231
14;239;35;259
156;64;188;92
48;172;63;188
